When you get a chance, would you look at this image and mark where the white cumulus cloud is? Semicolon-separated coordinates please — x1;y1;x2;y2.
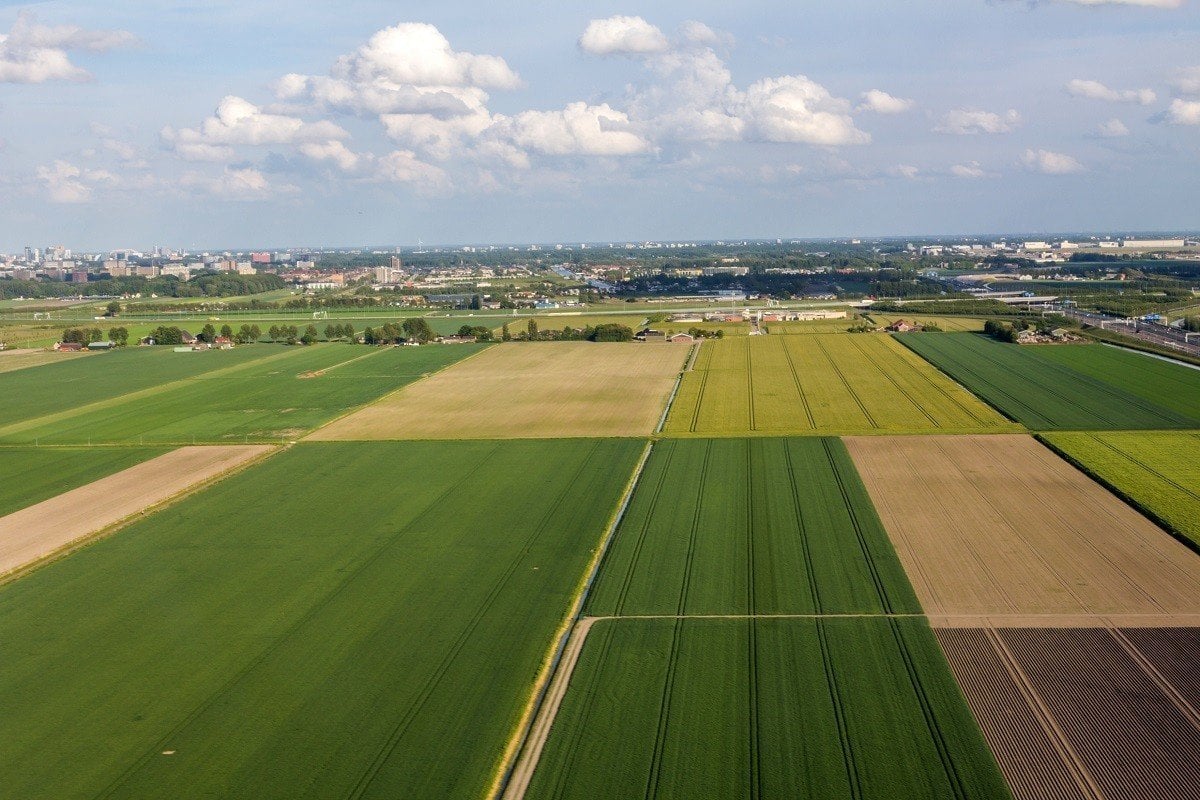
0;11;135;83
1170;66;1200;96
162;96;349;161
36;159;116;202
180;167;282;200
1066;79;1155;105
1166;98;1200;125
935;108;1020;135
491;102;652;156
579;16;669;55
1021;148;1085;174
857;90;915;114
299;140;361;171
950;161;989;179
739;76;870;145
1096;118;1130;137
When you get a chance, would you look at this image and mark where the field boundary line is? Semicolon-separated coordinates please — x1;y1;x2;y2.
779;338;817;428
0;444;280;588
302;343;493;440
1035;434;1200;559
655;344;695;434
0;347;301;441
1107;627;1200;731
489;440;655;800
984;628;1104;800
846;336;940;427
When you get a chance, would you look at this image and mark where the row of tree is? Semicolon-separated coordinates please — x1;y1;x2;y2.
61;327;128;346
500;320;634;342
361;318;436;345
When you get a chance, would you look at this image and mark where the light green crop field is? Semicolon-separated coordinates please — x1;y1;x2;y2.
1041;431;1200;548
0;446;167;517
663;334;1014;436
490;314;649;336
899;333;1200;430
588;438;920;616
525;617;1010;800
0;343;483;445
0;439;643;799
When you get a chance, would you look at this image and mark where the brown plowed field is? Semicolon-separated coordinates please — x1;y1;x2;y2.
845;435;1200;618
308;342;686;440
0;445;273;577
940;626;1200;800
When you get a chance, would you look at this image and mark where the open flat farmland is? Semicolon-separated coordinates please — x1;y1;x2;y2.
938;626;1200;800
1036;344;1200;422
490;314;649;337
0;348;88;374
587;437;919;616
0;345;280;431
0;344;480;444
0;445;167;518
0;439;642;799
845;435;1200;622
870;315;986;332
1042;431;1200;550
309;342;686;440
0;445;271;577
524;617;1010;800
662;334;1013;436
898;333;1199;430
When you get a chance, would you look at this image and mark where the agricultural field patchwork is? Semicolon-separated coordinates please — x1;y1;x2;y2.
939;626;1200;800
662;334;1014;436
0;439;643;799
0;445;167;518
0;344;480;444
0;345;278;430
525;617;1010;800
0;445;271;577
309;341;687;440
898;333;1200;430
845;434;1200;622
1042;431;1200;550
587;437;920;616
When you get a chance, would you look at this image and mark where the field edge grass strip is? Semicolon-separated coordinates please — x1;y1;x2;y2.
1034;433;1200;559
489;439;655;800
655;342;698;434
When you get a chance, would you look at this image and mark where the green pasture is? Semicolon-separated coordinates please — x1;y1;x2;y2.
0;439;643;799
0;446;167;517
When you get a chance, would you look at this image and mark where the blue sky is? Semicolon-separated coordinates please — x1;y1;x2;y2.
0;0;1197;250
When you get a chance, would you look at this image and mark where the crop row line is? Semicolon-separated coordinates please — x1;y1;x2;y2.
782;441;823;614
813;337;877;428
816;618;863;799
92;439;508;800
611;443;679;617
845;336;940;427
822;439;893;613
346;440;609;800
886;335;998;425
1086;433;1200;504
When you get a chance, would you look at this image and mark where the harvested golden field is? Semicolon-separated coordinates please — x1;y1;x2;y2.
663;334;1014;436
844;434;1200;623
309;342;687;439
0;445;272;578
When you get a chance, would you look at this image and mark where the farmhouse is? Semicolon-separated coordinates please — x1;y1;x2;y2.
636;328;666;341
53;342;84;352
668;333;695;343
886;319;917;332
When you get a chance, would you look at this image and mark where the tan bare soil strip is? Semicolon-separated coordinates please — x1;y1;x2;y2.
309;342;687;440
845;434;1200;619
0;348;86;375
0;445;272;578
501;616;600;800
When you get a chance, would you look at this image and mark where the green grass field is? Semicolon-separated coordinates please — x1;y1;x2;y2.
899;333;1200;430
525;617;1010;800
587;438;920;616
1036;344;1200;422
662;334;1014;436
0;446;167;517
0;343;483;444
0;346;277;429
0;439;643;799
1041;431;1200;548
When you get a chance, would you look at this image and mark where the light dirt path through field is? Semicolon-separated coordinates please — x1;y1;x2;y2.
0;348;87;375
0;445;273;578
501;616;600;800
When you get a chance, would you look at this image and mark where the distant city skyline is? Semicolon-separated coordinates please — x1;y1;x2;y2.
0;1;1197;250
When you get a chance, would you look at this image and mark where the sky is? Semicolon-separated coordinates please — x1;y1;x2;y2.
0;0;1197;251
